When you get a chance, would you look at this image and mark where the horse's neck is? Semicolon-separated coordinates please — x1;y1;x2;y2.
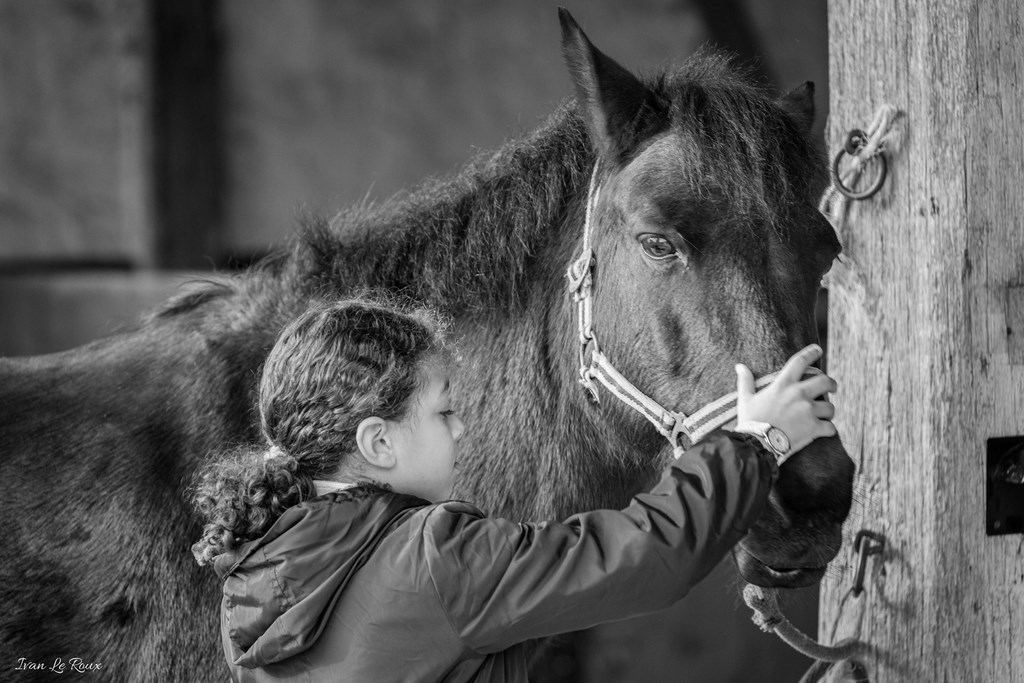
450;238;662;522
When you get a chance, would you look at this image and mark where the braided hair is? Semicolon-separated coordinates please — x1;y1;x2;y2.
190;296;449;567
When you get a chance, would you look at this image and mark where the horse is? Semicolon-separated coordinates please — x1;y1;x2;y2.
0;10;853;681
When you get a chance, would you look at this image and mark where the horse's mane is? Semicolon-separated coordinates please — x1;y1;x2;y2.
285;103;593;315
154;51;822;321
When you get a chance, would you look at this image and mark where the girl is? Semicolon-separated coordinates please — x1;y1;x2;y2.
191;298;836;682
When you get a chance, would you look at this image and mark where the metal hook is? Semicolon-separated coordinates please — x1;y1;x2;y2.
851;529;885;597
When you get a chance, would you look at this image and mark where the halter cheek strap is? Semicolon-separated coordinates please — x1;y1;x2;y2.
566;165;779;455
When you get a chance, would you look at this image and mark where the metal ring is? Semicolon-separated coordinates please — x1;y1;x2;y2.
832;147;888;201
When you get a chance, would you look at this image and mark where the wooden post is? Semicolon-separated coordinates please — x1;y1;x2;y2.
822;1;1024;681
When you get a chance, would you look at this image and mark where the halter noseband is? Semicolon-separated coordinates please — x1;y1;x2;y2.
566;164;779;457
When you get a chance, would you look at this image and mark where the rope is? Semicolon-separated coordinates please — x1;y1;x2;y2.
742;584;868;663
819;103;900;232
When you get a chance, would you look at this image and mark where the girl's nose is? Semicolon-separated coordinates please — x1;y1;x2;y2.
452;415;466;441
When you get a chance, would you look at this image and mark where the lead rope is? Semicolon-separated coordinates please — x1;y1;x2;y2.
743;585;867;662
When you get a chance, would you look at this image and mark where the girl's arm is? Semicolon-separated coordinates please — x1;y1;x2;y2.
419;431;775;653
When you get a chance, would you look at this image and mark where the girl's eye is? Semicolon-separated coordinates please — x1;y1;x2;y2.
441;410;455;419
639;234;677;260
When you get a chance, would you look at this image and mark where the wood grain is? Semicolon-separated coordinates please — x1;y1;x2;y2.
821;1;1024;680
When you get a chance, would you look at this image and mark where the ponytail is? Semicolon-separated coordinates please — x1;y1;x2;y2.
189;445;314;567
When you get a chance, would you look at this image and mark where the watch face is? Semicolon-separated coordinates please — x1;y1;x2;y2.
767;427;790;454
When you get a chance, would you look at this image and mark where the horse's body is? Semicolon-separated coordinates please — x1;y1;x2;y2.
0;12;853;681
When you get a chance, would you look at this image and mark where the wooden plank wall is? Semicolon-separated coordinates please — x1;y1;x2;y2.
0;0;151;266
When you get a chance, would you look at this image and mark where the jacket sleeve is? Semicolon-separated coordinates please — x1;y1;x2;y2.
420;431;777;654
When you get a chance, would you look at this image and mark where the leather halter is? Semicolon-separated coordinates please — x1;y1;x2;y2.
566;165;779;457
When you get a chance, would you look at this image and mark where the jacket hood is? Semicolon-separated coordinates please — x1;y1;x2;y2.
217;486;424;668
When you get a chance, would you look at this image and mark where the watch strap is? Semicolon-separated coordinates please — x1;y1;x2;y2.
733;420;792;466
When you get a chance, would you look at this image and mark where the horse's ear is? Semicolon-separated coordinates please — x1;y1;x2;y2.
779;81;816;136
559;8;668;163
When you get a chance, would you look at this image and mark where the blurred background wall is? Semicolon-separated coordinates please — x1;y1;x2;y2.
0;1;828;680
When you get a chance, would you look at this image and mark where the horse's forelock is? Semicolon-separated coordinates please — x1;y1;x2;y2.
656;53;827;237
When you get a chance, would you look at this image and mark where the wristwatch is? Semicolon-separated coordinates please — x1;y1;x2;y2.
733;421;793;466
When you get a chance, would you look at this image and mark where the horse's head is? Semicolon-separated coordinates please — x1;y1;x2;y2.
559;10;854;588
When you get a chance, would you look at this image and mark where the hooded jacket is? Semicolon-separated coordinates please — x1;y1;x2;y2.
216;431;776;682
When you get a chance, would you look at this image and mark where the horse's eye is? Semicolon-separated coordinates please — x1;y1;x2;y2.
639;234;677;260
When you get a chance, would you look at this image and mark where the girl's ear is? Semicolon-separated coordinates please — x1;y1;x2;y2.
356;417;396;469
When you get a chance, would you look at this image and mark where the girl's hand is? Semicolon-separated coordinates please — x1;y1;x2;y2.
735;344;837;455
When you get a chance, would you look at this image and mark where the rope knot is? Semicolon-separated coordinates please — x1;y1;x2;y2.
742;584;783;632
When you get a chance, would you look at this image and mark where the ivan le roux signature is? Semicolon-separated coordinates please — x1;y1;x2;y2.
15;657;104;673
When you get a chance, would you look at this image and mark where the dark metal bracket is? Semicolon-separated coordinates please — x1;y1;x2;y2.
987;437;1024;535
852;529;885;597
